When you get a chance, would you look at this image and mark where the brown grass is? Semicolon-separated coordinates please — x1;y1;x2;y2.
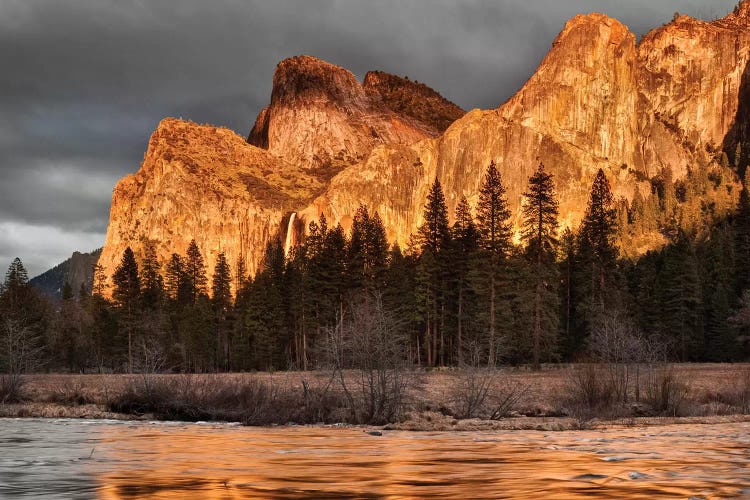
3;364;749;429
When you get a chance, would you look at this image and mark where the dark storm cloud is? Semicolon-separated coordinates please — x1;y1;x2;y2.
0;0;739;276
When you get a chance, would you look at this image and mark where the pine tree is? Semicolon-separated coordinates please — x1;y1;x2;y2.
366;211;389;286
185;240;208;304
165;253;187;305
577;169;619;329
417;178;451;254
475;161;513;365
348;205;389;289
416;178;451;366
476;161;513;258
450;196;479;365
660;237;702;361
61;281;74;301
558;227;577;359
112;247;140;373
92;264;107;297
522;163;559;261
212;252;232;370
140;242;163;309
235;255;247;303
2;257;30;314
521;163;560;369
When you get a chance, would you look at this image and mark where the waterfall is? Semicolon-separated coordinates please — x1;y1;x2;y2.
284;212;296;256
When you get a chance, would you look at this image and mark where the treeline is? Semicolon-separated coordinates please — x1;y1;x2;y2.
2;149;750;374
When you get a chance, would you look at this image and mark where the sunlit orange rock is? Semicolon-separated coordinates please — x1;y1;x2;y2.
99;3;750;288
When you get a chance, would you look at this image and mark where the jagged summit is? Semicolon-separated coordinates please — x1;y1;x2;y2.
269;55;366;107
363;70;465;134
247;55;464;175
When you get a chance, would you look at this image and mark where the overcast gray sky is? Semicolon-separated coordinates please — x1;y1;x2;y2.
0;0;739;277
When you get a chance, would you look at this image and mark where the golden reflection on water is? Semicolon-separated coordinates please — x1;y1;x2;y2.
90;422;750;499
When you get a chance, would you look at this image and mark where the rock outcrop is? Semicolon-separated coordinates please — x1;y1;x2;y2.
98;118;325;289
99;3;750;291
31;249;101;299
302;7;750;243
247;55;464;179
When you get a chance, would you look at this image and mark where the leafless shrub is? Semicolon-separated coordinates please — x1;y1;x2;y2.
299;376;350;423
0;374;25;404
561;364;613;419
699;369;750;414
588;310;666;405
132;337;167;374
1;318;44;375
108;374;352;425
449;345;524;419
45;381;92;406
643;366;691;416
321;291;413;424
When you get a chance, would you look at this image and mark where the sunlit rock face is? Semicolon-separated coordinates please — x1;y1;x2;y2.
247;55;465;178
98;118;325;292
303;6;750;244
637;4;750;176
100;4;750;286
303;13;641;240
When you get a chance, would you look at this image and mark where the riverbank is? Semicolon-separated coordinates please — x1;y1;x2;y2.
1;364;748;430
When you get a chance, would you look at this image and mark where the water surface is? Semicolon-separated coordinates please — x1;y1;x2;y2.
0;418;748;498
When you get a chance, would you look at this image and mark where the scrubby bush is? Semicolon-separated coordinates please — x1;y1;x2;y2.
643;367;691;416
0;374;25;404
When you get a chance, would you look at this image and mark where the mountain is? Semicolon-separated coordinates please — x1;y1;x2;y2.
97;61;464;290
30;248;101;299
302;7;750;245
97;118;326;287
247;55;464;179
98;3;750;292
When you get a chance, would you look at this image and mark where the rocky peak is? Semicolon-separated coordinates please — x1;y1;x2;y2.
97;117;325;297
363;70;465;134
248;55;463;178
269;55;368;108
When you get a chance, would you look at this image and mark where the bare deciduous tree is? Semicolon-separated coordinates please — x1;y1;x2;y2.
322;291;413;424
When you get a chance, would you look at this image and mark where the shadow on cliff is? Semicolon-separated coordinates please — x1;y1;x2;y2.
723;59;750;176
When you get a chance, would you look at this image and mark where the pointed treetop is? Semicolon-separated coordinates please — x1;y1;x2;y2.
476;161;513;258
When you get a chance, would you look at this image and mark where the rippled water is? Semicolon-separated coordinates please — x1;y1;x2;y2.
0;419;748;498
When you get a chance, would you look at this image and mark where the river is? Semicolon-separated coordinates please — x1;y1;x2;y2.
0;419;748;498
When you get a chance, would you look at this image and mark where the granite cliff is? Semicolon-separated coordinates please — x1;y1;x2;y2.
99;3;750;291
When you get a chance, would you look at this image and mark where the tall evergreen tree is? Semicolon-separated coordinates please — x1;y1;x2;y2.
660;237;702;361
521;163;560;369
735;170;750;294
475;161;513;365
212;252;232;370
348;205;389;290
165;253;187;305
185;240;208;304
2;257;30;314
558;227;577;359
577;169;619;334
476;161;513;258
112;247;140;372
416;178;451;366
450;196;479;365
140;242;164;309
417;178;451;254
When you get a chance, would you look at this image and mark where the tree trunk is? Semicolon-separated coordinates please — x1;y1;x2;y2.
425;317;431;367
440;303;445;367
488;273;496;367
533;281;542;371
457;284;463;366
432;318;438;367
